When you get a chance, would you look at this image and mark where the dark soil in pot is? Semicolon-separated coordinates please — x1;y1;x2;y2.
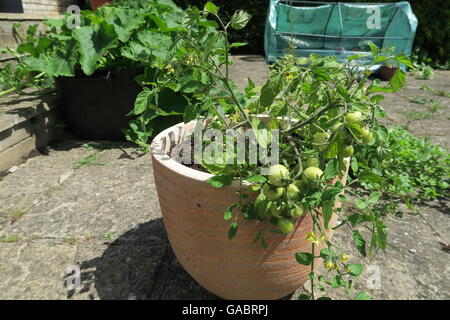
378;65;399;81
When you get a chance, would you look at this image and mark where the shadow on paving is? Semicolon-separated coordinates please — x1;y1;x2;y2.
78;218;219;300
77;218;295;300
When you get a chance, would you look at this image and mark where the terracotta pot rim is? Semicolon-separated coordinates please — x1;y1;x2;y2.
151;119;217;183
150;116;349;186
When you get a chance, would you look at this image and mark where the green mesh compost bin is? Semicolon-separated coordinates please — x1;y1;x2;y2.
264;1;418;68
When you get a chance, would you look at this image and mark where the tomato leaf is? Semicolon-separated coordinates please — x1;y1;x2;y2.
227;221;238;239
295;252;313;265
352;230;367;257
207;173;234;188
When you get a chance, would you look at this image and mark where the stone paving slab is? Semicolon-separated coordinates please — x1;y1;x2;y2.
0;55;449;300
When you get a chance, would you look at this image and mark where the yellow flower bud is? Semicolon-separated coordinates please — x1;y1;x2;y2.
341;253;350;263
165;64;175;74
324;261;334;271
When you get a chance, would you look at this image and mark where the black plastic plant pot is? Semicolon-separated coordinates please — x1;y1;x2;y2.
56;69;142;141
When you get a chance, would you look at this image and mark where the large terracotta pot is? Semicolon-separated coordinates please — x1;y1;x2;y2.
150;119;349;300
89;0;112;11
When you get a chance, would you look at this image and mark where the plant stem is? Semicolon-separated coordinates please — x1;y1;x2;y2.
0;87;16;98
283;103;339;134
310;242;315;300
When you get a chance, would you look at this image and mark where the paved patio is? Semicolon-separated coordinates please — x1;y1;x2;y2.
0;56;449;299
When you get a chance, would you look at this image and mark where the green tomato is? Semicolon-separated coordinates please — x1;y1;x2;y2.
345;111;363;124
293;179;306;191
254;193;269;218
270;202;283;218
339;145;354;158
268;164;290;186
306;156;320;168
361;128;374;144
262;184;284;201
331;122;343;132
286;183;300;200
313;132;330;152
302;167;324;184
278;218;294;235
291;205;307;218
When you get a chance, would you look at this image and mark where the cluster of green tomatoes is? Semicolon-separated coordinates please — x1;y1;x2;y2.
252;111;374;235
253;161;322;235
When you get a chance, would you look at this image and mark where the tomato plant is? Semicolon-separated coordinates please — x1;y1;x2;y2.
159;2;413;300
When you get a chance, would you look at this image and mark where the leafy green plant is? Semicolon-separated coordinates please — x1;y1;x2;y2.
0;0;223;147
415;65;434;80
353;127;449;205
153;2;410;300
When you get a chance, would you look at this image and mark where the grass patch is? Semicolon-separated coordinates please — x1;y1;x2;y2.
0;235;20;243
82;142;123;150
63;237;78;245
72;154;105;170
9;208;28;221
404;111;432;120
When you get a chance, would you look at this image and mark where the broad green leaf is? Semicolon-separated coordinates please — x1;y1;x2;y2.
354;292;372;300
102;7;145;42
246;174;267;183
17;42;38;57
319;248;330;259
230;10;251;30
352;230;367;257
224;203;239;221
358;170;385;185
347;264;364;277
229;42;248;48
242;203;256;220
331;275;343;288
207;173;234;188
132;88;153;115
204;2;218;15
348;213;371;226
322;200;334;229
121;41;151;61
137;31;172;67
183;103;199;123
73;23;117;76
198;20;219;28
370;94;385;103
389;69;405;91
367;41;379;56
260;74;281;108
367;192;381;205
375;219;388;251
295;252;313;265
44;18;64;29
324;158;339;180
313;67;331;81
228;221;238;239
297;294;310;300
46;51;76;76
355;198;367;209
395;54;414;69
